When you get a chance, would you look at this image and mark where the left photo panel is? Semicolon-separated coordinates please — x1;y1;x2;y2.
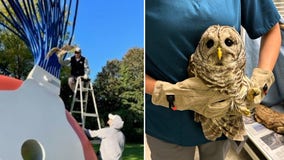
0;1;144;160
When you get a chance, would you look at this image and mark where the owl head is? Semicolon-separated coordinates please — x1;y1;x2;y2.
194;25;245;67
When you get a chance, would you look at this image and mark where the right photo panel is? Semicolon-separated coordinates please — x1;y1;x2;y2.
145;0;284;160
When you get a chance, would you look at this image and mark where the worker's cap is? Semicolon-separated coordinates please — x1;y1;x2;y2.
108;113;122;121
108;113;124;129
74;47;81;53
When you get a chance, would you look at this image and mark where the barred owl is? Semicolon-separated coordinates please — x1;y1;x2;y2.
46;45;78;65
189;25;255;141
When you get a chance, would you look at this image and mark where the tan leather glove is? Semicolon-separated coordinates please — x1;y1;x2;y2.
247;68;275;104
151;77;231;118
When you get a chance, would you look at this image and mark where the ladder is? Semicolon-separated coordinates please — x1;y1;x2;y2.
70;77;101;129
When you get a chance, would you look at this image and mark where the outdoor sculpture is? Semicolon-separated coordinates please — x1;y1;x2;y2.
0;1;97;159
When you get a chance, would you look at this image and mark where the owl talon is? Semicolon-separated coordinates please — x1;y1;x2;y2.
239;107;251;116
247;88;261;103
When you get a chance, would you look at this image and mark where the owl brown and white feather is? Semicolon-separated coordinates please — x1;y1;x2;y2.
46;45;77;65
189;25;254;141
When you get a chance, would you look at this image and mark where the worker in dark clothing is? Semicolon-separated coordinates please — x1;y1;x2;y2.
64;47;90;91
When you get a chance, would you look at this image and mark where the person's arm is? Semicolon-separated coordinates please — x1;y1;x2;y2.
250;23;281;103
145;74;156;95
88;128;108;138
258;23;281;70
145;73;234;118
83;58;90;78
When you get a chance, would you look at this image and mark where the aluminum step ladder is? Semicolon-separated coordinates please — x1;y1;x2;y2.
70;77;101;129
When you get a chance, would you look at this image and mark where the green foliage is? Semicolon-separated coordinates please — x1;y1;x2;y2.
93;48;144;143
59;65;73;110
94;59;122;114
119;48;144;114
118;48;144;142
122;143;144;160
0;29;33;79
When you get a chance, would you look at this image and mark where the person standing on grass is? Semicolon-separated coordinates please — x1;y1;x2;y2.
85;113;125;160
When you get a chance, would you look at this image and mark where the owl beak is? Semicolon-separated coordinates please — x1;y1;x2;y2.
217;47;222;60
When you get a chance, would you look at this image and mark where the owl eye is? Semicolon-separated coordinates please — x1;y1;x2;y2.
225;38;234;46
206;39;214;48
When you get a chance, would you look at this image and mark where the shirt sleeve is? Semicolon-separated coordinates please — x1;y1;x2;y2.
90;128;109;138
241;0;281;39
84;58;90;76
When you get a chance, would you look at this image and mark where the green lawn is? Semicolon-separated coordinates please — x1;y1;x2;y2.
93;143;144;160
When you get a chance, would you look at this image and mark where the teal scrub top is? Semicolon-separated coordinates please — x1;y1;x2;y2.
146;0;280;146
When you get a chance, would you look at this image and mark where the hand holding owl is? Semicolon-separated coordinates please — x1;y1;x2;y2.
151;77;231;118
247;68;275;104
152;25;276;141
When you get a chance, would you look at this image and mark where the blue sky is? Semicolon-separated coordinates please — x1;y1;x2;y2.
73;1;144;79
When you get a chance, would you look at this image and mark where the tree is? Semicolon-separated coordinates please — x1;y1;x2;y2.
92;47;144;143
0;1;34;79
0;30;33;79
119;48;144;114
59;65;73;110
118;48;144;142
93;59;122;124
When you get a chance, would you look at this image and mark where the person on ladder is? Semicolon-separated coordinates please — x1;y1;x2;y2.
65;47;90;91
62;47;101;129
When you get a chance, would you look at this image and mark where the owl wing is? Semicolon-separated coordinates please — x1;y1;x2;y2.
46;45;77;58
46;47;60;58
187;54;196;78
195;113;223;141
61;45;76;52
196;113;246;141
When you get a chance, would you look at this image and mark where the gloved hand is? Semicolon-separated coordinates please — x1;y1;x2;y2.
247;68;275;104
84;129;95;140
151;77;231;118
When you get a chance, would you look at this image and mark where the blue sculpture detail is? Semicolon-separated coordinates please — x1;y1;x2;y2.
0;0;79;78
